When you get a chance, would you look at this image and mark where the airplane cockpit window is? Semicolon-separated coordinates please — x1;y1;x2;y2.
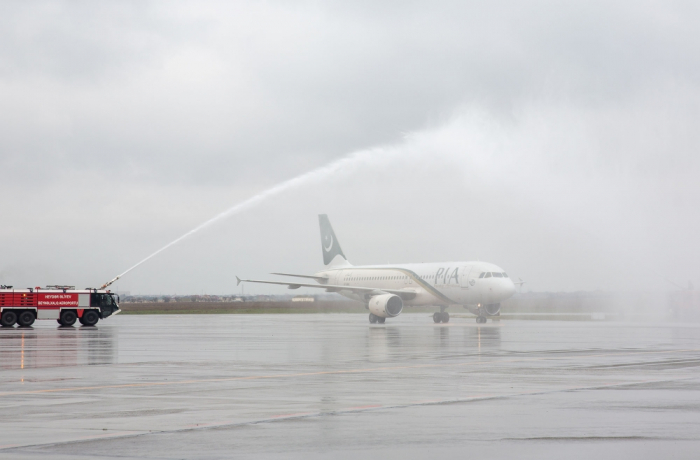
493;272;503;278
479;273;485;278
485;272;492;278
502;273;508;278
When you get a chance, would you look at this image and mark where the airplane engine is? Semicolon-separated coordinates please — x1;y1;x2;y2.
484;303;501;316
368;294;403;318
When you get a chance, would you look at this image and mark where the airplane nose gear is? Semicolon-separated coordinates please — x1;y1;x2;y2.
476;316;487;324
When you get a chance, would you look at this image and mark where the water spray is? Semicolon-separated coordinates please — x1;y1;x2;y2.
99;148;384;290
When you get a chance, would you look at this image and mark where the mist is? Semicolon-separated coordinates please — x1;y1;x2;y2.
0;1;698;295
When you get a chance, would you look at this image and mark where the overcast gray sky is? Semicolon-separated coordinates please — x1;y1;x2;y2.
1;1;699;295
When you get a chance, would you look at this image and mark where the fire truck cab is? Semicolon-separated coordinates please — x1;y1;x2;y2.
0;286;121;327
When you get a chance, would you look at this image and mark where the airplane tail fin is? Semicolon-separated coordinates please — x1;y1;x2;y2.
319;214;350;267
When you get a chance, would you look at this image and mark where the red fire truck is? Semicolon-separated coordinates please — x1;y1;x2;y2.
0;286;121;327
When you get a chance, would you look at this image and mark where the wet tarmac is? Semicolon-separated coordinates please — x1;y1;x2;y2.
1;314;699;459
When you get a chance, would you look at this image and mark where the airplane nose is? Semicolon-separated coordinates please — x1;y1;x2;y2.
504;279;516;298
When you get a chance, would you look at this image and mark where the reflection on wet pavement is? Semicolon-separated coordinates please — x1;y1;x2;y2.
0;314;699;459
0;326;117;371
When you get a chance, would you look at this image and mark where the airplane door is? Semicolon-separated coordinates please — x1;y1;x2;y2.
460;266;474;290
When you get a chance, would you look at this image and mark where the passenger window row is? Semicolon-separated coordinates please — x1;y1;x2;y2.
347;276;408;281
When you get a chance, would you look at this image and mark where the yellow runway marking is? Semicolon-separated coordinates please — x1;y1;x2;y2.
1;348;698;397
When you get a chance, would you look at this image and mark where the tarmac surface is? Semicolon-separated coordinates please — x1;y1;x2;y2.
1;313;699;459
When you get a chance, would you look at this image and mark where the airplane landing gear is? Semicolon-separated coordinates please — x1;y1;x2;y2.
369;313;385;324
433;312;450;323
476;316;487;324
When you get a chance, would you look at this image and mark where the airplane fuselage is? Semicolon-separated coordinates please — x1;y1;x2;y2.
316;261;516;313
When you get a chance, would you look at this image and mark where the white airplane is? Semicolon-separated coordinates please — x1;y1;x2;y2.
237;215;516;324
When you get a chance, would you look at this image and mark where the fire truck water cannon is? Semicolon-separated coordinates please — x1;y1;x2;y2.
0;286;122;328
100;275;121;290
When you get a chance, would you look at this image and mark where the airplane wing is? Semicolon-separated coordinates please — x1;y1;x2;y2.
236;277;417;301
270;272;328;282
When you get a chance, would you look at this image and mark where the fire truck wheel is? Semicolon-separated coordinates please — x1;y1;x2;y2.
59;310;77;326
81;310;99;326
17;311;35;327
1;311;18;327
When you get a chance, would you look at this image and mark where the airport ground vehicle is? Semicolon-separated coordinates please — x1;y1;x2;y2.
0;286;121;327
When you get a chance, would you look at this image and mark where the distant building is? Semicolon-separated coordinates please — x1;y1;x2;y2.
292;296;315;303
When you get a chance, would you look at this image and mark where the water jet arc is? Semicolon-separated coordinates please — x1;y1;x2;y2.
99;149;380;289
